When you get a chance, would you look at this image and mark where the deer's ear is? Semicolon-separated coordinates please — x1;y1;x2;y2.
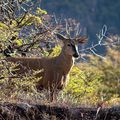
56;33;68;41
77;36;88;44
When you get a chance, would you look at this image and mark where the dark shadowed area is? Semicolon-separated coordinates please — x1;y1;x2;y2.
41;0;120;40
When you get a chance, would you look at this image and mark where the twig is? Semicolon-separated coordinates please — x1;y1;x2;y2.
17;11;28;27
79;25;120;59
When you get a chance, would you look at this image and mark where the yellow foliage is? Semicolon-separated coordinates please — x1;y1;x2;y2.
0;61;41;102
14;39;23;46
49;45;61;57
34;16;42;24
36;8;47;15
0;30;10;41
108;96;120;106
10;20;18;28
0;22;9;30
0;22;11;42
20;14;42;26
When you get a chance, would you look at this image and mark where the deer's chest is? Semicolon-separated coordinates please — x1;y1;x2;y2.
43;68;69;84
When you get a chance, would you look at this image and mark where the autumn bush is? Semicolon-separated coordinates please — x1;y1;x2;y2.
0;37;120;106
63;44;120;106
0;0;120;107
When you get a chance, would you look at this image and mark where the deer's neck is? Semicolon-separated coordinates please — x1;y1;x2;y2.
56;50;74;75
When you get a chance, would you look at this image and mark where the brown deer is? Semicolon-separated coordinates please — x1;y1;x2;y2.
5;32;87;101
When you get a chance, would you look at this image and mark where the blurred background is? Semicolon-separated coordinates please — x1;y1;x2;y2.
0;0;120;107
41;0;120;40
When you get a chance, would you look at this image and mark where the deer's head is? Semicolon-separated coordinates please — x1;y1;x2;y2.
56;33;87;58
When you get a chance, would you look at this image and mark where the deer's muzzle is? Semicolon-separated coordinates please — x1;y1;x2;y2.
72;44;79;58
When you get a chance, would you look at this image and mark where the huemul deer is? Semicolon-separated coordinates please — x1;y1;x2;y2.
5;33;87;101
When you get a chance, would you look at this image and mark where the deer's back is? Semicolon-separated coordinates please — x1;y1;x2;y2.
5;57;70;90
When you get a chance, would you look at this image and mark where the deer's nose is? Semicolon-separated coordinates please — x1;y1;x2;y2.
73;45;79;58
73;53;79;58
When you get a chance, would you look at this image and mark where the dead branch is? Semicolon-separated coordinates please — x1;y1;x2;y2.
79;25;120;59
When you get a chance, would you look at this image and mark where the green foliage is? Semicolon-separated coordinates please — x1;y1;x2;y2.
98;47;120;100
36;8;47;15
49;45;61;57
0;60;41;102
17;13;43;27
63;65;102;106
0;22;9;30
0;0;120;107
0;4;49;102
14;39;23;46
62;46;120;106
0;5;48;56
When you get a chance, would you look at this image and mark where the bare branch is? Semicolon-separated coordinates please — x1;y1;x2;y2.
17;11;28;27
79;25;120;59
96;25;107;45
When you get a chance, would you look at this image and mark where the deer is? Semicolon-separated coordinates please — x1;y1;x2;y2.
5;25;87;101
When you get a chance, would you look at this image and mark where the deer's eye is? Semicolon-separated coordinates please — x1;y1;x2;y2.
67;44;71;47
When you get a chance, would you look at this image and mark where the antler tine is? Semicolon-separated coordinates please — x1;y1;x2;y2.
65;19;71;38
75;23;81;38
75;23;79;37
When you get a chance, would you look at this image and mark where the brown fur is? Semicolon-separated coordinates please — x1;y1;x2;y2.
5;34;87;101
6;47;74;101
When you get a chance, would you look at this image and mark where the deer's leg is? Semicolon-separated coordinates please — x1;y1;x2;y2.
50;90;56;102
50;91;54;102
49;89;58;102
